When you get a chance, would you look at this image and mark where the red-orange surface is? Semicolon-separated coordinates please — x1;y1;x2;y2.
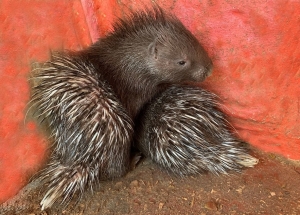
0;0;92;202
0;0;299;203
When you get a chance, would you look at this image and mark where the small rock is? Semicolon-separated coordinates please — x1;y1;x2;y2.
236;186;245;194
115;181;123;189
270;192;276;196
210;189;217;194
130;180;139;188
159;202;164;209
205;200;218;210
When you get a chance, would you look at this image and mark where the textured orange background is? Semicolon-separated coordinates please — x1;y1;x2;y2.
0;0;299;203
0;0;92;203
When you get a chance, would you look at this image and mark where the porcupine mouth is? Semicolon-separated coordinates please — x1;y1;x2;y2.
191;72;209;82
181;71;212;86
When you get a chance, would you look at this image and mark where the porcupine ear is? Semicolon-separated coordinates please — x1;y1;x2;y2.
148;40;158;59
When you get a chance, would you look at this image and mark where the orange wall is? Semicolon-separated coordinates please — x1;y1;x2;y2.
0;0;299;203
0;0;91;203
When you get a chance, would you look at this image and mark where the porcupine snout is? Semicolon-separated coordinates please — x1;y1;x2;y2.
192;61;213;82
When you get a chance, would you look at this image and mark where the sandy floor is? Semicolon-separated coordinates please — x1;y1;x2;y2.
1;150;300;215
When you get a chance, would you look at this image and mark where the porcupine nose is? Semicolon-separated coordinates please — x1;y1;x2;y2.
193;63;213;82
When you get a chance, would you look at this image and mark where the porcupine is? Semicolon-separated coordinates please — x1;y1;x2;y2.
135;85;258;176
30;7;213;210
31;54;134;210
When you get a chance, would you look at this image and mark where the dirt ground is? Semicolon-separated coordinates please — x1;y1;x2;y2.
1;150;300;215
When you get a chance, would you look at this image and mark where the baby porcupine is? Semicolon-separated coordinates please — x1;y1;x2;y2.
135;85;258;176
30;53;133;210
30;7;212;210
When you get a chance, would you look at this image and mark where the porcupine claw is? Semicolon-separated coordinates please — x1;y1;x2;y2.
30;53;133;209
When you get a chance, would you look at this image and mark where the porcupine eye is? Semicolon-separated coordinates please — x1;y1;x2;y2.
178;60;186;66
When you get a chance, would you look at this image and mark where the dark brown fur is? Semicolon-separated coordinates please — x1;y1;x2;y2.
80;7;212;119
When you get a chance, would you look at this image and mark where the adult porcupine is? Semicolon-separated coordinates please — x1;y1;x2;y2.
30;7;212;210
135;85;258;176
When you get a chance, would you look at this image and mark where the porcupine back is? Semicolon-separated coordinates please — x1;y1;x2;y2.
135;86;258;176
30;53;133;209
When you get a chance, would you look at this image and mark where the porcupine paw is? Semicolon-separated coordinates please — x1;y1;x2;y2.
135;85;258;176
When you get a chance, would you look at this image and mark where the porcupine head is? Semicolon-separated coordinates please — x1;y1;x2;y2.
86;7;213;119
